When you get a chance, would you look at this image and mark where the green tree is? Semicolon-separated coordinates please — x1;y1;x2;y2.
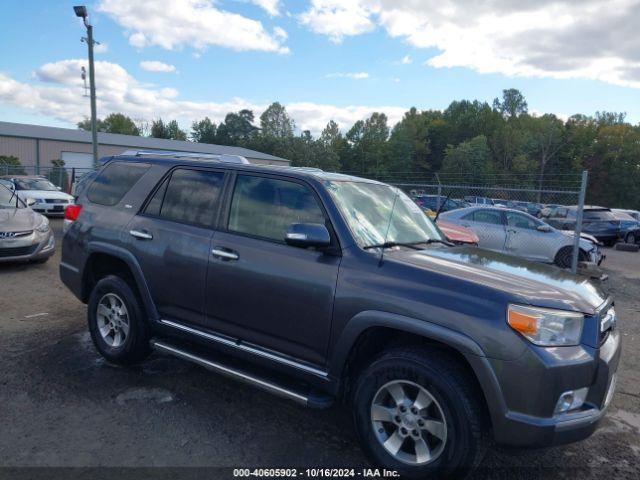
260;102;294;139
441;135;491;178
0;155;26;175
78;113;140;135
493;88;528;118
191;117;218;143
216;110;258;145
150;119;187;140
47;159;69;190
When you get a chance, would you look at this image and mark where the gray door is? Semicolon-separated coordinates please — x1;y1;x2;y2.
205;174;340;366
461;209;506;252
126;168;226;329
504;211;561;262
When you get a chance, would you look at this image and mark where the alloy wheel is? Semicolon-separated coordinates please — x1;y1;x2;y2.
96;293;130;348
371;380;447;465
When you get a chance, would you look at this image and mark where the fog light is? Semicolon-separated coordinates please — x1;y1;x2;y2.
555;387;588;414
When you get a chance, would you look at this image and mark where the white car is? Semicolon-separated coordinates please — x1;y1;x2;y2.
2;176;74;216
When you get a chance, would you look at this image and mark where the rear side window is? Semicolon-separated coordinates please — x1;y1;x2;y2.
145;169;225;228
87;161;149;206
228;175;325;242
471;209;503;225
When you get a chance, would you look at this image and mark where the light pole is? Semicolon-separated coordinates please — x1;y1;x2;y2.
74;5;98;166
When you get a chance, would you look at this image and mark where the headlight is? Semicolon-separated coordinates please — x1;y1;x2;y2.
36;217;50;233
507;304;584;346
34;198;45;204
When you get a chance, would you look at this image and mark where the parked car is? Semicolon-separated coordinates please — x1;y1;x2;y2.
539;203;563;219
439;206;603;267
0;175;73;216
544;206;621;246
0;183;55;263
436;220;479;245
615;209;640;222
413;195;467;217
611;209;640;241
61;153;620;478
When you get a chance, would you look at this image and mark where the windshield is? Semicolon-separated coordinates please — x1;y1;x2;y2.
15;178;58;191
324;181;443;248
0;184;25;209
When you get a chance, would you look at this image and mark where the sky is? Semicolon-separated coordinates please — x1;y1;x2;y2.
1;0;639;135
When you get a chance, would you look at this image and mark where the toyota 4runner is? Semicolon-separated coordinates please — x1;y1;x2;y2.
60;152;621;478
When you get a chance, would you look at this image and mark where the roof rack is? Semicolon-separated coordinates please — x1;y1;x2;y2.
120;150;250;164
263;165;324;173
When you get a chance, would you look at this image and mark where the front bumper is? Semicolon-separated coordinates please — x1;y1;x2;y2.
0;230;55;263
480;319;621;448
32;204;68;216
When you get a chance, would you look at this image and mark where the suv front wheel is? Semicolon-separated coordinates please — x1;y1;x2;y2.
88;275;150;365
352;347;488;479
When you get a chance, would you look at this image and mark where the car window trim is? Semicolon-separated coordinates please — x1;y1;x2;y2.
220;171;339;250
139;165;229;231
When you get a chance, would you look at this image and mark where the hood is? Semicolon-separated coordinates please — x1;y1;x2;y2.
388;245;607;314
17;190;73;200
560;230;600;247
0;207;42;231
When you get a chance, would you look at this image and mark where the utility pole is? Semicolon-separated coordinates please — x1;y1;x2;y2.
74;6;98;166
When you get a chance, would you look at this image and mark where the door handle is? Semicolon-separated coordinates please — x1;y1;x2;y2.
211;248;239;260
129;229;153;240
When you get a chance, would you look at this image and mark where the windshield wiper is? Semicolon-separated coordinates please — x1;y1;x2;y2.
364;241;425;250
364;238;454;250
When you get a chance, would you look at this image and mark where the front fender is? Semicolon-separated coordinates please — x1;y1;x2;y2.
328;310;508;433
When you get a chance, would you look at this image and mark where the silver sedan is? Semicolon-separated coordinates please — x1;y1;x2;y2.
0;184;55;263
439;206;602;268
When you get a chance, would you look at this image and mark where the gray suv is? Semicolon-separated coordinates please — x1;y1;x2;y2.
60;153;621;478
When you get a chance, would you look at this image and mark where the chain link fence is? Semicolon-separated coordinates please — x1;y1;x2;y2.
0;165;96;192
361;172;590;274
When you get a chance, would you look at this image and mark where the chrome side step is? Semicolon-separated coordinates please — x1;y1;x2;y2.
151;339;317;406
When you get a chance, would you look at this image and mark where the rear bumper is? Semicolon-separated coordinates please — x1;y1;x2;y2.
473;325;621;448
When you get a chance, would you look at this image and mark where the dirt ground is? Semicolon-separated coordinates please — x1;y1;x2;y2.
1;219;639;479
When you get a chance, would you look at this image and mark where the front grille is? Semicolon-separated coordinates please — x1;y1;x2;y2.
0;245;38;258
0;230;32;239
45;199;68;204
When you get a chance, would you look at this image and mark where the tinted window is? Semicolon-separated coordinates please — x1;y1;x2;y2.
506;212;541;230
472;209;503;225
229;175;325;241
87;162;149;206
147;169;225;228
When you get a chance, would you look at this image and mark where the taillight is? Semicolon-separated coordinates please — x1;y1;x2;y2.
64;204;82;221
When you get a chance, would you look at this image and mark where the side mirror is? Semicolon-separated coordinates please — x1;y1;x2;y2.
285;223;331;249
26;198;37;207
537;224;552;232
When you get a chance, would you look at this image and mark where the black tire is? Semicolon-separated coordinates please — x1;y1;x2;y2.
626;232;637;244
554;246;573;269
352;347;488;479
87;275;150;365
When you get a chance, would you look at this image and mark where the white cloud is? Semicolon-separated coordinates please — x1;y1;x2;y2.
325;71;370;79
97;0;289;54
140;61;177;73
248;0;281;16
299;0;376;43
299;0;640;89
0;60;405;136
400;55;412;65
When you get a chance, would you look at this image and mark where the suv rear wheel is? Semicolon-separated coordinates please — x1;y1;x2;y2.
352;347;488;479
88;275;150;365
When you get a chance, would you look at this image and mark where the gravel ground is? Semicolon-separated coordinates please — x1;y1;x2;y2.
1;219;639;479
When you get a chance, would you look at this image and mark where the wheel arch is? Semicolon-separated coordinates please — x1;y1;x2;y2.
81;242;159;322
329;311;507;431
